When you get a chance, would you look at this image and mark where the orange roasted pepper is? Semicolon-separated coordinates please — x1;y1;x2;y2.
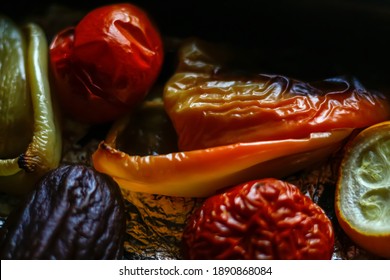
93;112;351;197
164;39;390;151
92;39;390;198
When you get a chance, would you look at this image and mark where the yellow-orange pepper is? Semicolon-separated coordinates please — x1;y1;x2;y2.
164;39;390;151
93;105;352;197
92;38;390;198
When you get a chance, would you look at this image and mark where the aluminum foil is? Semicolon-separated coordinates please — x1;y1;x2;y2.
0;114;382;260
0;3;385;260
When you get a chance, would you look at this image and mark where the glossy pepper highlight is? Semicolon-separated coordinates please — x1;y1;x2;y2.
92;100;352;197
93;39;390;198
0;16;62;195
164;39;390;151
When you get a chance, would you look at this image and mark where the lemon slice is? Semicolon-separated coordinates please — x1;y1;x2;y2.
336;121;390;259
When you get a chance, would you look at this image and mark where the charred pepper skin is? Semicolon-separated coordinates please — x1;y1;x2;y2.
0;164;126;260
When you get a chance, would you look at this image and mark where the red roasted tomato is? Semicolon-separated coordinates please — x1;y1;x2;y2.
182;178;334;259
50;3;164;124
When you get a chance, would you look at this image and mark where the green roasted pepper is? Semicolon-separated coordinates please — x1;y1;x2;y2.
0;15;61;194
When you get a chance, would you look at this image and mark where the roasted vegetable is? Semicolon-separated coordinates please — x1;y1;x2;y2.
93;93;352;197
0;164;126;259
111;97;179;156
182;178;334;260
0;16;32;160
0;16;61;195
164;39;390;151
335;121;390;259
91;39;390;198
49;3;164;124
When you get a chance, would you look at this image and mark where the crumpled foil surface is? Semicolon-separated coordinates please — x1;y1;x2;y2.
0;116;383;260
0;4;384;260
59;118;378;260
122;191;203;260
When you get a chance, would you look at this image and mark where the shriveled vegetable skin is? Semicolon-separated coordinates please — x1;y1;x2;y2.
0;15;33;159
182;178;334;260
0;16;62;194
164;39;390;151
93;128;351;197
49;3;164;124
0;165;126;260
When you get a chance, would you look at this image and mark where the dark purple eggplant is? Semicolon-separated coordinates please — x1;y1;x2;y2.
0;164;126;259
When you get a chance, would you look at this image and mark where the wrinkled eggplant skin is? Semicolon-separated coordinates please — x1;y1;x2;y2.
0;164;126;259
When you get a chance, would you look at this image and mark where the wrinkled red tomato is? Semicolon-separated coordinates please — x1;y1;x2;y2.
50;3;164;124
182;178;334;259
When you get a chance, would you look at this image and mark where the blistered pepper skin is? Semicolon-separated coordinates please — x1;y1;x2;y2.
0;16;33;159
93;39;390;198
0;17;62;194
164;39;390;151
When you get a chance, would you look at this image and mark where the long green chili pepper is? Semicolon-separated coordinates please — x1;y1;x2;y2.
0;16;61;194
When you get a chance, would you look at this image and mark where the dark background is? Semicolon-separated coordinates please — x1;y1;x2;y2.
2;0;390;90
